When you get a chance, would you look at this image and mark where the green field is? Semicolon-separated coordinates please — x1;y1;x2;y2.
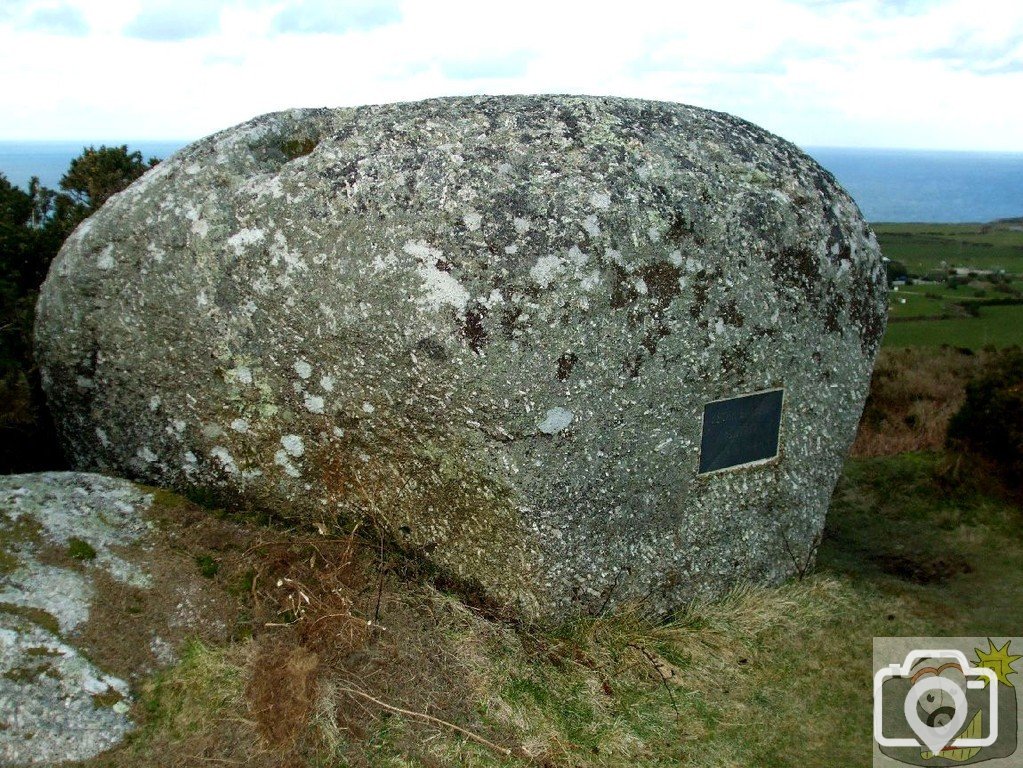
877;221;1023;348
884;304;1023;348
874;220;1023;275
886;289;953;319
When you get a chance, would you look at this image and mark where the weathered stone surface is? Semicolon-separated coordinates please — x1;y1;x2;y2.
0;473;239;764
35;95;887;622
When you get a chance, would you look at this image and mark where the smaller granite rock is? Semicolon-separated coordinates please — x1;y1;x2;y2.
0;615;132;765
0;473;244;766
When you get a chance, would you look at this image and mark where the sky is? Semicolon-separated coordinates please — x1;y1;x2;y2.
1;0;1021;151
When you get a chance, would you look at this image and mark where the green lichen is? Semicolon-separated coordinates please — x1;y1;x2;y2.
0;548;20;574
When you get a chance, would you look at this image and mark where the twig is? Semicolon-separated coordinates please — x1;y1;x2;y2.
596;570;624;616
779;524;823;580
373;533;385;624
337;685;514;758
250;568;260;608
628;643;680;721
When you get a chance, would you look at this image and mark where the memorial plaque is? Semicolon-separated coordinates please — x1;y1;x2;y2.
698;389;784;474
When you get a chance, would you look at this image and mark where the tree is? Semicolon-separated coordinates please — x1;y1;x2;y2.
0;145;160;473
60;144;158;213
884;259;908;285
1;173;60;472
0;174;52;291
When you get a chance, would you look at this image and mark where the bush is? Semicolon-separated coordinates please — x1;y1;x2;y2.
947;346;1023;485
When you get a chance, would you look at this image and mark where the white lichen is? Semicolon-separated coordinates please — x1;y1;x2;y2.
403;240;470;314
226;227;265;255
226;366;252;385
280;434;304;457
210;446;238;474
538;407;574;435
96;244;115;270
530;255;564;288
274;450;301;478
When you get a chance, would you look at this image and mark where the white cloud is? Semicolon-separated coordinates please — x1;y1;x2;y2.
271;0;401;34
440;50;530;80
21;3;88;35
0;0;1020;150
123;4;222;41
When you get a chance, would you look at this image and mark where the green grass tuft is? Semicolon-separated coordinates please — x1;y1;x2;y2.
67;537;97;561
194;554;219;579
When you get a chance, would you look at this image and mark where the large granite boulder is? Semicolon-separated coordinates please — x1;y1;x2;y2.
35;95;886;622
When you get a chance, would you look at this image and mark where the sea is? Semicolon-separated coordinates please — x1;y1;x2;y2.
1;140;1021;224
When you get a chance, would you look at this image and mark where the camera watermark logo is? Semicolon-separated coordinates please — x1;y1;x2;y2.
873;637;1020;766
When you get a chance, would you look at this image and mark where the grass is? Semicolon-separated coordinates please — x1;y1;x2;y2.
194;553;219;578
886;289;955;319
851;346;981;457
820;452;1023;636
883;303;1023;348
77;444;1023;767
113;640;271;765
67;536;97;561
99;577;897;767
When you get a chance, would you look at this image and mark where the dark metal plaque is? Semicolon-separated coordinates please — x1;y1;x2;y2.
698;389;784;474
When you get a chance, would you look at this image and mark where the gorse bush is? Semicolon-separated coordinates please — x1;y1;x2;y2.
947;345;1023;486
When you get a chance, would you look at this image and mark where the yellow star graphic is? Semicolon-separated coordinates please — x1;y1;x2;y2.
974;639;1021;687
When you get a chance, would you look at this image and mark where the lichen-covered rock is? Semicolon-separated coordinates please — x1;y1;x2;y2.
35;95;886;622
0;473;241;764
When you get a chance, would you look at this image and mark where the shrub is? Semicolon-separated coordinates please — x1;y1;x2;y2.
947;346;1023;486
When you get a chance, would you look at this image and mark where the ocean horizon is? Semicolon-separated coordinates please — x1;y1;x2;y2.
1;140;1020;225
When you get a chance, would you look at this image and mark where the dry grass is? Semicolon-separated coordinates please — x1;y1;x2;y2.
80;528;945;768
851;346;982;456
247;641;320;747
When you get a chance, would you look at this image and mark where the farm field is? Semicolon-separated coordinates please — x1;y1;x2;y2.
873;219;1023;274
877;220;1023;348
884;304;1023;348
